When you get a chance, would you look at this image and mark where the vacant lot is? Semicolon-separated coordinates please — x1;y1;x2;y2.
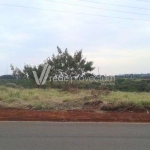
0;86;150;111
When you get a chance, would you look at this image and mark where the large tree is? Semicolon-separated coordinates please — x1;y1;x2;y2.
11;47;95;80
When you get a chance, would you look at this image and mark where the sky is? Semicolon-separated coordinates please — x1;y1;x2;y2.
0;0;150;75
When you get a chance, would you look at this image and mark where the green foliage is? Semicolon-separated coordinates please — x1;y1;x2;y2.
10;47;95;81
1;78;150;92
115;79;150;92
46;46;95;77
0;79;36;88
0;75;15;79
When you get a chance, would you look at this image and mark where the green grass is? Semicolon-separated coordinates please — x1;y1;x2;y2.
100;91;150;108
0;86;91;110
0;86;150;110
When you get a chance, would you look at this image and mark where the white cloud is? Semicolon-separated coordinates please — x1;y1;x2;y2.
0;0;150;75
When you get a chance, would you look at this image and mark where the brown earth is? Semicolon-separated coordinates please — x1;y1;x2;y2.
0;108;150;122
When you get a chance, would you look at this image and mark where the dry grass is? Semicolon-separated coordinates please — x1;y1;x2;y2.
0;86;91;110
0;86;150;110
100;91;150;108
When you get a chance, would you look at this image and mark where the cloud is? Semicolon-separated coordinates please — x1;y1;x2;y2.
0;0;149;75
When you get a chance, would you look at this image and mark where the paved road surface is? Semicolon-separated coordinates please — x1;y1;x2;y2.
0;122;150;150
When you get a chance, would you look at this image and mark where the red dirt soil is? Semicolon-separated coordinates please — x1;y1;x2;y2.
0;108;150;122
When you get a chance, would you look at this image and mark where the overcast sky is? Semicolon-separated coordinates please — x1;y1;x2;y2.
0;0;150;75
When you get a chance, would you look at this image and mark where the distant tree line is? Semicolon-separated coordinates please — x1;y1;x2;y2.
115;74;150;79
0;75;15;80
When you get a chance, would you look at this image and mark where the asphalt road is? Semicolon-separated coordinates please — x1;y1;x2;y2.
0;122;150;150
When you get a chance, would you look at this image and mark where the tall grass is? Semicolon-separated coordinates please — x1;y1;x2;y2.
0;86;150;110
0;86;91;110
100;91;150;108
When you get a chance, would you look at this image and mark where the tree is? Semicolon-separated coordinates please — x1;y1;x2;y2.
46;46;95;78
10;47;95;81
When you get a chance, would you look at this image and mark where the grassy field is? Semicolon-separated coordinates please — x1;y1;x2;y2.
0;86;150;111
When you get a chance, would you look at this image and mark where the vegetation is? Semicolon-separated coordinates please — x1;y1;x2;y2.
0;78;150;92
115;78;150;92
0;86;150;111
10;47;95;81
0;75;15;79
0;47;150;111
0;86;91;110
100;91;150;109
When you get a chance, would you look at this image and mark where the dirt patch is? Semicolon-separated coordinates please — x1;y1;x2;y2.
82;100;150;113
100;103;150;113
91;89;110;98
100;103;122;111
83;100;103;110
65;88;80;94
0;108;150;122
84;100;103;106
